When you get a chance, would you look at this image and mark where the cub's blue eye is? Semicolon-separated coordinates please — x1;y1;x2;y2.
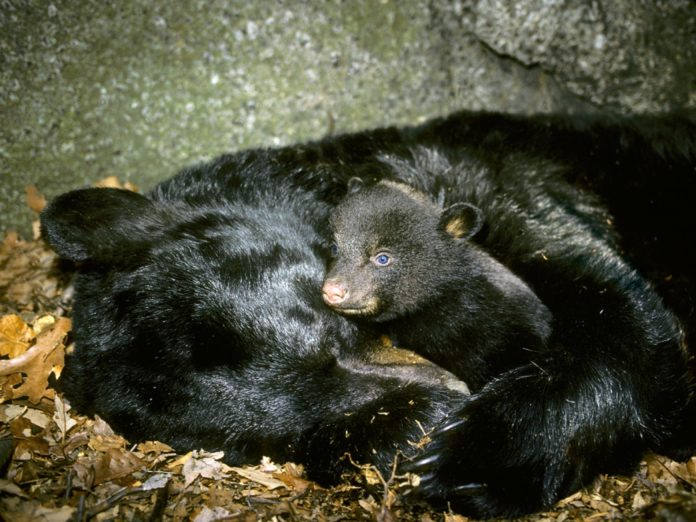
330;244;338;257
374;253;391;266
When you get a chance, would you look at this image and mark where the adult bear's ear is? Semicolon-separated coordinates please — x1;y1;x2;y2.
438;202;483;240
40;188;164;264
346;177;364;194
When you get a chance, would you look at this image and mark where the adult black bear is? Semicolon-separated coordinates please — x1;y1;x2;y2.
41;170;469;483
40;111;696;518
323;176;553;390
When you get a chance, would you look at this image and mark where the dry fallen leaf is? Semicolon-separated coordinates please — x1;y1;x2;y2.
0;316;70;404
0;497;74;522
137;440;175;455
139;472;170;491
0;403;27;423
33;315;57;335
359;495;378;514
92;176;138;192
632;490;649;510
229;466;286;490
0;233;67;315
52;395;78;439
62;431;90;454
166;450;193;470
88;429;129;452
259;455;279;472
0;314;34;358
22;407;51;429
0;479;28;498
69;459;95;490
25;185;47;214
182;450;232;488
273;462;312;493
192;505;235;522
90;415;118;437
1;194;696;522
93;447;145;485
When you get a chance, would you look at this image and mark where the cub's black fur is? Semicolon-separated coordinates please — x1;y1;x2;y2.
41;110;696;518
323;177;552;390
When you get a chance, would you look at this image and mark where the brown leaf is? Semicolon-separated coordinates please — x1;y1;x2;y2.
273;470;312;493
686;457;696;480
182;451;232;488
654;456;696;485
88;431;129;452
53;395;78;439
358;496;378;514
91;415;117;437
70;459;95;489
0;497;74;522
230;466;285;490
1;231;22;250
92;176;123;188
32;220;42;241
1;373;22;402
22;407;51;429
63;431;90;454
0;314;34;358
93;447;145;485
632;490;649;510
0;317;70;404
25;185;47;214
645;454;683;486
166;450;193;470
192;506;235;522
33;315;57;335
1;403;27;423
0;479;28;498
137;440;175;455
1;233;66;315
13;436;50;461
9;415;33;439
92;176;138;192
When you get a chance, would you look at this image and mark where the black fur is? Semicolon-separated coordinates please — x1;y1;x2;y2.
323;177;553;390
40;110;696;518
42;171;466;478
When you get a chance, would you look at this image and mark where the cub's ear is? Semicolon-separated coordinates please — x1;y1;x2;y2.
40;188;164;264
346;177;364;194
438;202;483;240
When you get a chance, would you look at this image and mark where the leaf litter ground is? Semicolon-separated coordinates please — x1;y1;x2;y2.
1;183;695;521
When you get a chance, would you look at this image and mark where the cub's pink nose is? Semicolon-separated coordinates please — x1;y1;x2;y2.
322;280;347;305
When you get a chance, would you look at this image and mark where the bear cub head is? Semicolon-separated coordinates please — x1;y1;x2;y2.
323;178;485;322
322;177;553;389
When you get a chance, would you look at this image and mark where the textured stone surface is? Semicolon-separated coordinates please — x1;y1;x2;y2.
471;0;696;111
1;0;694;236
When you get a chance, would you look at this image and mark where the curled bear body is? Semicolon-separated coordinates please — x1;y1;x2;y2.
41;111;696;517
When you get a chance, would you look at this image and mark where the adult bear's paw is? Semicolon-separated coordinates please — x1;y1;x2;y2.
403;363;633;518
407;408;559;515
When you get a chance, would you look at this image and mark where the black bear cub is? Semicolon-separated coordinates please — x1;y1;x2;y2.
323;179;552;389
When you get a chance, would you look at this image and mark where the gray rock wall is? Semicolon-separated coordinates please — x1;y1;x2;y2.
1;0;694;236
470;0;695;111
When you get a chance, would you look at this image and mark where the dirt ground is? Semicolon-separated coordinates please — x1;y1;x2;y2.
2;186;695;521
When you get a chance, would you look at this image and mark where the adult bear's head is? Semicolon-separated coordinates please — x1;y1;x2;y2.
39;185;353;425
